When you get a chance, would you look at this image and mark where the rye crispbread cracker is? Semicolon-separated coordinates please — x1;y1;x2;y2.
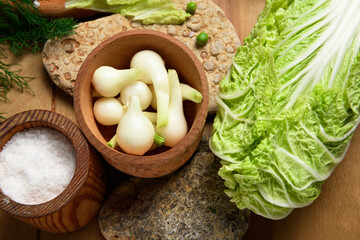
42;0;240;113
99;127;250;240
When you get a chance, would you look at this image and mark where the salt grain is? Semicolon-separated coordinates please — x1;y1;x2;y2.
0;127;76;205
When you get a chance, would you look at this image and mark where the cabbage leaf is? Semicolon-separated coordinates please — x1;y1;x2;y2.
210;0;360;219
65;0;190;25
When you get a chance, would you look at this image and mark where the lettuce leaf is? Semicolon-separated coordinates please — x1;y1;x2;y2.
65;0;190;25
210;0;360;219
106;0;141;5
121;0;189;24
120;0;172;16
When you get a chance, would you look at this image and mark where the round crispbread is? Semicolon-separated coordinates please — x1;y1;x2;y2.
42;0;240;113
98;127;250;240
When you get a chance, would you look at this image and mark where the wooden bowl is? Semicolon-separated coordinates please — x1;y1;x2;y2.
74;30;209;178
0;109;106;233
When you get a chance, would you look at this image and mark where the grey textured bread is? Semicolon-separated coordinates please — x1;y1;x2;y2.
42;0;240;113
99;125;250;240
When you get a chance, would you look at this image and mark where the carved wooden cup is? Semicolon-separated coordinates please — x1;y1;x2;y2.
0;109;106;233
74;30;209;178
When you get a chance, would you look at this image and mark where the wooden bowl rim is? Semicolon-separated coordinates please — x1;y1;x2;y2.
74;29;209;176
0;109;90;218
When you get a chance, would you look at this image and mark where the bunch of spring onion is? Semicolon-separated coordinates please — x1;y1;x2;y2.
92;50;202;155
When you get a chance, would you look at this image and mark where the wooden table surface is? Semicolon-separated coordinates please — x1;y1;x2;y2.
1;1;359;239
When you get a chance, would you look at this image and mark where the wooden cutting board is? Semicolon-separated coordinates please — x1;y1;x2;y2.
0;1;359;240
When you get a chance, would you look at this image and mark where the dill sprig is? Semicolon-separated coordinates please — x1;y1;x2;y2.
0;0;78;55
0;51;34;102
0;0;78;119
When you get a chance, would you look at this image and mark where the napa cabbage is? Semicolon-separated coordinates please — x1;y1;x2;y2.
210;0;360;220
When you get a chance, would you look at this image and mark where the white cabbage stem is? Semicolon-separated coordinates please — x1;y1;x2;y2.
92;66;140;97
116;94;155;155
119;80;152;110
130;50;170;128
157;69;188;147
93;97;125;126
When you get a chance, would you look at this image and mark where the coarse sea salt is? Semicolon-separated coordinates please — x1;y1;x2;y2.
0;127;76;205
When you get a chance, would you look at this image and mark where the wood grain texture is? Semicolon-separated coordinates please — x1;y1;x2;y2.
74;30;209;178
1;0;359;240
0;212;38;240
0;110;106;233
212;0;265;43
40;217;105;240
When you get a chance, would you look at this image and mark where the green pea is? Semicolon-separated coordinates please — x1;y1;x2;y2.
186;2;197;15
196;33;208;46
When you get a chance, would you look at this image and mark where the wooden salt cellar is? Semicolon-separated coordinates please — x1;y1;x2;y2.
0;109;106;233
